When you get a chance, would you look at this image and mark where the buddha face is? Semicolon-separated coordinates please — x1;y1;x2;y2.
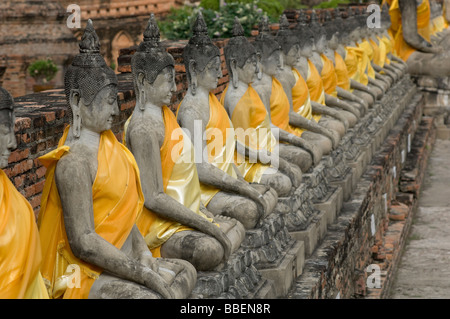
141;66;176;107
264;49;282;76
315;34;327;53
328;32;340;50
196;56;222;92
285;44;301;67
75;84;119;134
235;53;258;84
0;109;16;169
301;36;314;58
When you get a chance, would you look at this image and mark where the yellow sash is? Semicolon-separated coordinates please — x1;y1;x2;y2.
38;126;144;299
320;53;338;97
0;170;49;299
334;51;351;91
389;0;431;61
306;59;324;122
357;40;376;79
377;35;389;66
346;46;369;85
131;106;212;256
292;68;312;120
221;84;274;183
369;38;383;67
270;77;298;136
194;93;238;205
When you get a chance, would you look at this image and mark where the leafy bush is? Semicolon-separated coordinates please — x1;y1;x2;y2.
28;59;58;83
159;1;271;40
313;0;350;9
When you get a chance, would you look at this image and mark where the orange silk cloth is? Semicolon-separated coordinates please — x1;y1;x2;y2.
291;68;312;120
334;51;351;91
320;53;338;97
357;40;376;79
0;170;49;299
306;59;324;122
221;84;274;183
38;126;144;299
132;106;211;256
388;0;432;61
270;77;299;136
197;93;237;205
369;38;383;67
345;46;369;86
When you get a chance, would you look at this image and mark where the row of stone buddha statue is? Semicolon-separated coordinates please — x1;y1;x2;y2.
1;2;448;299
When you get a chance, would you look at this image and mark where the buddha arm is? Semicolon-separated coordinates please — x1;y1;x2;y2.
398;0;441;53
55;157;174;298
372;63;396;81
324;93;361;118
128;126;231;262
335;87;369;112
288;110;340;143
179;111;268;214
311;100;349;131
274;124;321;164
235;141;301;188
350;79;378;100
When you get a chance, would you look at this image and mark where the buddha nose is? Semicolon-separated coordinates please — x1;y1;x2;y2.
7;130;17;151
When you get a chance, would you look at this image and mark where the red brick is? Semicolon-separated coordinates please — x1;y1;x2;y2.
8;148;29;164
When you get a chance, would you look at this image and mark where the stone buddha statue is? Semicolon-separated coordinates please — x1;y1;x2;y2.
0;87;49;299
251;16;326;172
291;13;350;139
37;20;197;299
353;12;394;93
325;11;380;108
337;12;387;103
305;11;362;128
124;15;245;271
385;0;450;77
220;17;304;197
274;14;343;156
176;13;277;229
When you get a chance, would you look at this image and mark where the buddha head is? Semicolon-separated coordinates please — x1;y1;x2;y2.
276;14;301;67
323;14;340;51
131;14;176;109
253;16;283;77
0;87;16;169
309;10;327;54
345;9;362;45
224;17;259;88
381;3;392;32
294;11;315;59
64;20;119;138
183;12;222;95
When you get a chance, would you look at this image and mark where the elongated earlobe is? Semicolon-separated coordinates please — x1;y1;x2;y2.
70;89;81;138
230;59;238;89
189;60;197;95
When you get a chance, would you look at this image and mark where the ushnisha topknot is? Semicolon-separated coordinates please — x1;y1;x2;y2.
253;15;281;62
183;11;221;84
0;87;14;126
276;14;300;55
132;14;175;88
0;87;14;111
308;10;326;43
64;19;117;114
294;10;314;49
224;17;257;76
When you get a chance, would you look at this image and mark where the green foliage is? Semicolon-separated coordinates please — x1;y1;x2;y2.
27;59;58;83
158;1;270;40
313;0;350;9
200;0;220;10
